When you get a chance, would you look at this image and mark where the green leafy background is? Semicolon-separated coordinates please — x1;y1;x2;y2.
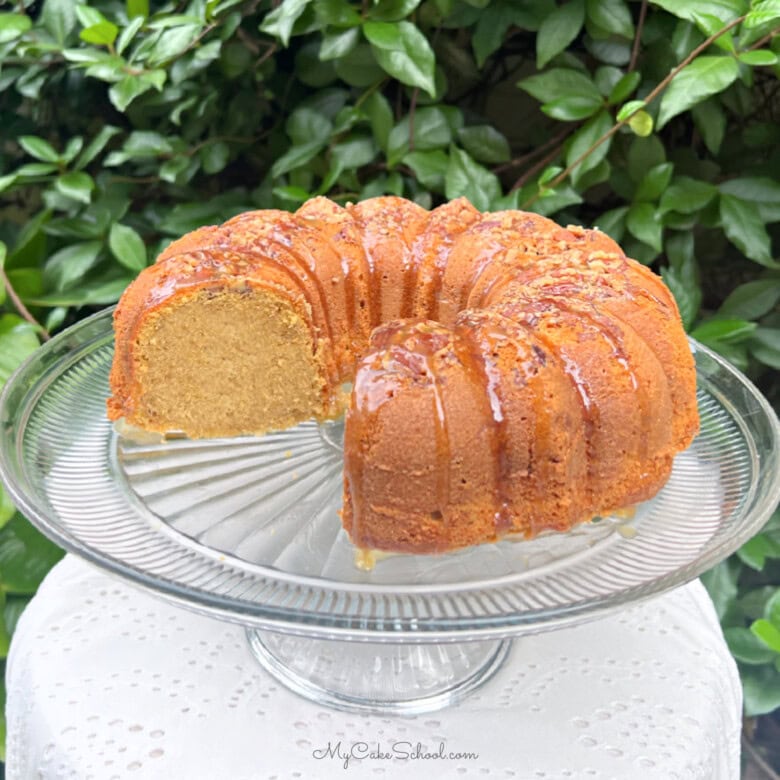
1;0;780;767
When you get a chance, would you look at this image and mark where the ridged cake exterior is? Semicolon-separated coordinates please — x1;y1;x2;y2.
108;196;699;553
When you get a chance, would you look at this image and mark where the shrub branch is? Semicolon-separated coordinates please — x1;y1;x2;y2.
0;267;50;341
521;13;748;209
629;0;649;72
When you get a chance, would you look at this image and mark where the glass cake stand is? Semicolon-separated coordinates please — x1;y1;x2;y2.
1;308;779;715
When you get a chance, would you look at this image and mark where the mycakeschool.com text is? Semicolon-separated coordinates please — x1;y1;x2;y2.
311;740;480;769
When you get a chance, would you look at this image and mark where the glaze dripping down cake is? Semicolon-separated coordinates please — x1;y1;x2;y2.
108;196;699;554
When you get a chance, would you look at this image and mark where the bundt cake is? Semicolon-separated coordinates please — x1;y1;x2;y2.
107;196;699;554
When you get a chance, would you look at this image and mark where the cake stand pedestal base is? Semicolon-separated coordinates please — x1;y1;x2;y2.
246;630;512;715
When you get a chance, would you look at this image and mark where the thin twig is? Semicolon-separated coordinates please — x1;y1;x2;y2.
0;267;50;341
522;13;747;209
511;143;564;192
408;88;419;152
256;41;278;67
746;26;780;52
742;733;780;780
237;27;261;55
108;175;163;184
493;125;575;174
629;0;648;72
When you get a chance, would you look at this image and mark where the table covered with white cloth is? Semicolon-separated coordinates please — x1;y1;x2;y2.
6;555;741;779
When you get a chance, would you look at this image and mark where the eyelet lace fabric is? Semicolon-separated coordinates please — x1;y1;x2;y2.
6;556;741;780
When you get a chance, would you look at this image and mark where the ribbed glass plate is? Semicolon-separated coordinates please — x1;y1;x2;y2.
1;307;778;641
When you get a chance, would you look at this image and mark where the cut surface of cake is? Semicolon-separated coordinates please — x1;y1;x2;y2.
108;196;699;554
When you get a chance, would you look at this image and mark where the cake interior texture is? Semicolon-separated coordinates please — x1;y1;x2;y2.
126;287;326;438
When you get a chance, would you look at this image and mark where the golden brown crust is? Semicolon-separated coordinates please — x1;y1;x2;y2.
108;196;700;554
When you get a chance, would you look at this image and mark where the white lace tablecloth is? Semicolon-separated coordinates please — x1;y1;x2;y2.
6;555;741;779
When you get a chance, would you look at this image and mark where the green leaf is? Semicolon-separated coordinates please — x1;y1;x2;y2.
745;0;780;28
0;315;39;389
0;515;64;595
0;487;14;530
62;138;84;164
363;91;393;152
201;141;230;174
41;0;77;44
565;109;613;187
657;56;739;129
54;171;94;204
691;99;726;155
27;274;134;307
701;559;739;620
541;94;603;121
0;175;16;194
724;627;777;665
159;156;192;184
691;12;735;51
751;327;780;369
472;0;544;67
403;149;449;190
123;131;173;158
766;588;780;629
333;43;385;86
658;177;717;215
145;14;201;29
0;13;32;43
287;107;333;145
260;0;311;46
628;110;653;137
445;147;501;211
519;67;601;105
18;136;60;163
651;0;744;23
363;21;436;97
148;23;201;66
331;136;376;169
594;206;629;242
608;71;641;105
0;591;9;657
585;0;634;38
536;0;584;69
738;49;779;66
108;70;167;112
109;223;147;272
691;318;757;343
43;241;103;291
742;666;780;716
76;5;107;27
528;183;583;217
617;98;645;122
457;126;510;164
116;15;145;55
314;0;362;26
661;233;701;330
368;0;422;22
720;280;780;320
271;141;326;178
320;27;359;60
388;107;455;164
719;177;780;222
719;193;777;267
127;0;149;18
15;163;59;178
75;125;121;170
635;162;674;202
752;619;780;653
738;533;780;570
79;20;119;46
626;202;662;252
